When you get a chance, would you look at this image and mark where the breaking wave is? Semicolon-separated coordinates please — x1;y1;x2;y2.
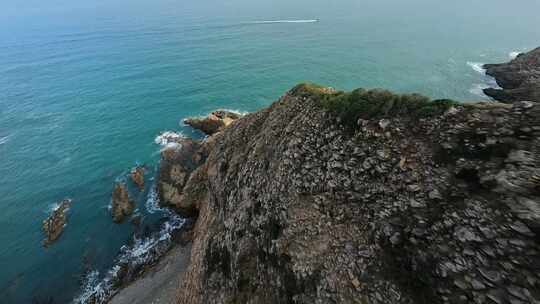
509;51;521;59
73;213;186;304
467;62;486;74
467;61;501;98
469;83;491;97
145;183;164;214
220;109;249;116
154;131;184;146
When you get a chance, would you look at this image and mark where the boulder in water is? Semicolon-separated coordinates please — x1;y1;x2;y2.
130;166;145;191
42;199;72;247
111;182;135;223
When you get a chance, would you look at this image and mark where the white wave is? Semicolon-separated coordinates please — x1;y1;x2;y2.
145;183;164;214
0;135;9;146
73;214;186;304
509;51;521;59
220;108;249;116
47;202;61;213
469;83;490;97
467;62;486;74
250;19;318;24
154;131;184;146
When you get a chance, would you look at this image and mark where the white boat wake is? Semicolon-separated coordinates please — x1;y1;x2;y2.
249;19;318;24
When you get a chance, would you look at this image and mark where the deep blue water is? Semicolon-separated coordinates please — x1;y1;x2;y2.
1;0;540;302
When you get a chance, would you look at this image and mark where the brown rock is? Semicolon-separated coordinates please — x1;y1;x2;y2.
183;110;241;135
157;138;208;216
111;182;134;223
130;166;145;191
42;199;71;247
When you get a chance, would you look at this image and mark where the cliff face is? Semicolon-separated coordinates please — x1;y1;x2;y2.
160;85;540;304
484;47;540;103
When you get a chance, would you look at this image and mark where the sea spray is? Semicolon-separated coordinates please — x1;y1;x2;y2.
509;51;521;59
154;131;185;146
467;61;501;97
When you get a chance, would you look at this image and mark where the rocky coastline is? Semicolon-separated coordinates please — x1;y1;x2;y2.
154;84;540;304
483;47;540;103
51;51;540;303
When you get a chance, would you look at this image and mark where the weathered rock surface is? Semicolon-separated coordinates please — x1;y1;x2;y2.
42;199;72;247
164;86;540;304
183;110;241;135
111;182;135;223
484;47;540;103
130;166;145;191
158;137;210;216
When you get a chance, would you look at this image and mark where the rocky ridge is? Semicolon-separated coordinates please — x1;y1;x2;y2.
157;84;540;304
484;47;540;103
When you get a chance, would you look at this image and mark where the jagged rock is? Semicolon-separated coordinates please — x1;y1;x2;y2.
42;199;71;247
163;85;540;304
483;47;540;103
130;166;145;190
184;110;241;135
111;182;134;223
157;138;208;216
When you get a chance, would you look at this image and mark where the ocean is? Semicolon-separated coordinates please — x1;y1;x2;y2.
1;0;540;302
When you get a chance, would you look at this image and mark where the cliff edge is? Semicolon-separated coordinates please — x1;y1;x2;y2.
159;84;540;304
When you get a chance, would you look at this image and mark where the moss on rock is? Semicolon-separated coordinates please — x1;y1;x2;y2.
291;83;460;129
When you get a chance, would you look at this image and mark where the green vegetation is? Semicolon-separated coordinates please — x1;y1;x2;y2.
291;83;460;129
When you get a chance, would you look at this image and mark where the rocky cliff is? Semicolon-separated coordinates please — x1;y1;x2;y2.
159;84;540;304
484;47;540;103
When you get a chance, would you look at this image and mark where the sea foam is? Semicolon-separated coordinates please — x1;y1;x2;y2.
73;213;186;304
509;51;521;59
467;62;486;74
154;131;184;146
467;61;501;98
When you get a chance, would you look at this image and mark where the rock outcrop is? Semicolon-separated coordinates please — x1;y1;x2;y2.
157;138;209;215
130;166;145;191
484;47;540;103
163;84;540;304
42;199;71;247
111;182;135;223
183;110;241;135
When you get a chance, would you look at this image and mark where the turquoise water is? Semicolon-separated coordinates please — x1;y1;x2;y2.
1;0;540;302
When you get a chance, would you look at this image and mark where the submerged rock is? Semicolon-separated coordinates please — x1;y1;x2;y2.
184;110;241;135
111;182;134;223
42;199;72;247
483;47;540;103
130;166;145;191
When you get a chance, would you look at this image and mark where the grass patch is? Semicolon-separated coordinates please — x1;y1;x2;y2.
291;83;460;129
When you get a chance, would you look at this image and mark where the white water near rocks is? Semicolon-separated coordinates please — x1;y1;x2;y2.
467;62;501;98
